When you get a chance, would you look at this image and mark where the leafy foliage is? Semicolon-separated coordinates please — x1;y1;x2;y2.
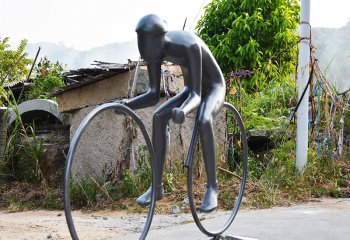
25;57;65;100
0;37;32;85
227;77;296;130
197;0;300;91
0;85;5;106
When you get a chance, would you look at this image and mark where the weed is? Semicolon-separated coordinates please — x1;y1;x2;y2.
121;170;142;197
44;188;63;210
17;124;44;182
0;91;47;184
7;202;27;212
249;177;283;208
164;172;176;193
69;178;98;208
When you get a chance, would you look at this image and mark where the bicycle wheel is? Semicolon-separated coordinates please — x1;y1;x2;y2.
64;102;157;240
186;102;248;237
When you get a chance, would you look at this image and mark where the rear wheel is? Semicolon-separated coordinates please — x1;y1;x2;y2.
186;102;248;236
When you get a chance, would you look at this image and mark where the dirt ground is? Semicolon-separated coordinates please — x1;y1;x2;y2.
0;208;217;240
0;198;349;240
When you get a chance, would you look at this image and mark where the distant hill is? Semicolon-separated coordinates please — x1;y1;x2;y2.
26;39;139;70
25;24;349;92
312;22;350;93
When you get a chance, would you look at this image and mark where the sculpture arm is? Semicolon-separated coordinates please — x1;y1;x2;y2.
173;44;202;123
125;61;161;110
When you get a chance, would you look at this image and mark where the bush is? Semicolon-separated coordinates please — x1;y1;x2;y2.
0;37;31;85
25;57;65;100
197;0;300;91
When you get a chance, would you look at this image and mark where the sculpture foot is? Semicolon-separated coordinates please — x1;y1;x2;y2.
199;184;218;213
136;185;164;206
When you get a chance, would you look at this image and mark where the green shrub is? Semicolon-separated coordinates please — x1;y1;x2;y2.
197;0;300;91
0;37;31;84
25;57;65;100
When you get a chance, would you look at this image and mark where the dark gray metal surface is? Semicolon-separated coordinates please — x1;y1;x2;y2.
130;14;226;213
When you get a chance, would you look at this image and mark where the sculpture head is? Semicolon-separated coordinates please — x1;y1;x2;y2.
136;14;167;62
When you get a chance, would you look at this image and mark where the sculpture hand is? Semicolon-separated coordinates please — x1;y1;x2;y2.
114;99;129;115
172;108;186;124
115;99;129;106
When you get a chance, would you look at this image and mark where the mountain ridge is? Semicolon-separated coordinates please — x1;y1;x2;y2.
26;39;139;69
312;22;350;92
25;23;349;92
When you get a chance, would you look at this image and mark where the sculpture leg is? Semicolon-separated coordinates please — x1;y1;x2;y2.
136;89;190;206
197;86;225;212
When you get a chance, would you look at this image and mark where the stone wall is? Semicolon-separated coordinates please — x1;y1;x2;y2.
57;65;184;113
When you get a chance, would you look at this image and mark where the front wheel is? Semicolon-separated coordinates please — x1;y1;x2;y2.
63;102;157;240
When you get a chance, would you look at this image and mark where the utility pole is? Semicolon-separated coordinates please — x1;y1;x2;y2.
296;0;311;172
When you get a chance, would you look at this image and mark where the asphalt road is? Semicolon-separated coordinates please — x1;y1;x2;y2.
124;198;350;240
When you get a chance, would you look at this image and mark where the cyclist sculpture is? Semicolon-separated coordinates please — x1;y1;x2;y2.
121;14;226;213
64;14;247;239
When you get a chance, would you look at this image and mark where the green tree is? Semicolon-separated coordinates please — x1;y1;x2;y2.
25;57;65;100
0;85;5;106
197;0;300;91
0;37;32;85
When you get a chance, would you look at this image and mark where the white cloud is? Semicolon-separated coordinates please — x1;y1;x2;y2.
1;0;349;50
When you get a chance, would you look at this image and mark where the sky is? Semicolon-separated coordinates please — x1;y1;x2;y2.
1;0;210;50
1;0;350;51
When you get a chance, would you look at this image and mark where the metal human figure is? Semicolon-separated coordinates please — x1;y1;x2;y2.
123;14;225;212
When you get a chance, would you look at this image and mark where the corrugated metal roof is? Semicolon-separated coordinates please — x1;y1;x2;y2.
4;81;33;90
52;61;137;96
4;81;24;88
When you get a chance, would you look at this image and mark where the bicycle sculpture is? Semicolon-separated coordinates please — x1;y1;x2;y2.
64;14;248;239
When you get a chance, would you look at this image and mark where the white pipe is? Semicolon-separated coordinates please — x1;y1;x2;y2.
296;0;311;173
130;57;141;98
128;58;141;172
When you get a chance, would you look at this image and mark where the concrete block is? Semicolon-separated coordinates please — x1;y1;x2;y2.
7;99;70;127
